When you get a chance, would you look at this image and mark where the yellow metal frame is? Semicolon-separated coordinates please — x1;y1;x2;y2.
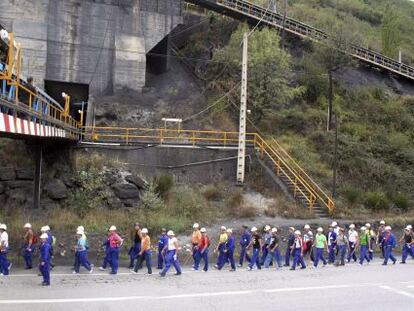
84;126;336;215
0;32;81;138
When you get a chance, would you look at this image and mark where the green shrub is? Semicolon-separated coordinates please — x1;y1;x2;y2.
341;185;361;206
156;174;174;197
68;168;107;218
141;182;165;211
202;185;223;201
365;191;389;211
390;192;410;211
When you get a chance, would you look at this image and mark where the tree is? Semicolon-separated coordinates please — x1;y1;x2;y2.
207;24;303;122
309;20;354;131
381;4;401;59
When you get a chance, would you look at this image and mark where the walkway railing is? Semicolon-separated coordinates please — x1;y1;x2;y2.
186;0;414;81
84;126;335;215
0;32;81;139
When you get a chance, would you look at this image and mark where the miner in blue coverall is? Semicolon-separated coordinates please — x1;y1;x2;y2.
99;231;111;271
218;229;236;271
327;225;337;263
238;225;251;267
39;233;51;286
160;230;182;277
157;228;169;269
261;225;272;265
382;226;397;265
73;229;93;274
284;227;295;266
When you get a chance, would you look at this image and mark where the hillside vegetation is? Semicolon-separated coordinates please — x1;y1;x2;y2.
182;0;414;216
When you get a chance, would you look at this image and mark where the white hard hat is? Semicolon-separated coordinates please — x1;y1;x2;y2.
0;224;7;230
317;227;323;233
41;226;47;232
44;225;50;231
251;227;257;232
380;220;385;225
304;224;310;230
77;226;85;232
360;226;366;231
193;223;199;229
349;224;355;229
271;227;278;233
109;225;117;231
76;230;83;235
294;230;301;235
289;227;295;231
226;229;233;233
24;223;32;229
407;225;412;230
385;226;392;231
167;230;175;236
365;223;371;228
40;233;48;239
200;228;206;233
141;228;148;234
264;225;271;231
331;221;338;227
220;226;227;231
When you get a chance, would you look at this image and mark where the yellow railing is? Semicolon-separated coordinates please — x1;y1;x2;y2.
0;32;81;139
269;138;335;213
84;126;335;215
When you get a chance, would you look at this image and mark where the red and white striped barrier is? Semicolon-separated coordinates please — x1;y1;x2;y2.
0;112;66;138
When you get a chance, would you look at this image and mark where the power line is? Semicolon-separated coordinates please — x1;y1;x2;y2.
182;82;240;122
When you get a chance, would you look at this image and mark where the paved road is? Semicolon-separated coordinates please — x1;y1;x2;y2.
0;262;413;311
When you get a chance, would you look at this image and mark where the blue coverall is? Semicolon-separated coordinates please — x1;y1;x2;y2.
383;233;397;265
157;234;168;269
220;235;236;270
39;242;51;285
74;236;92;273
239;229;251;266
160;249;182;276
291;240;306;270
261;232;272;265
327;231;337;263
101;239;111;269
285;234;295;266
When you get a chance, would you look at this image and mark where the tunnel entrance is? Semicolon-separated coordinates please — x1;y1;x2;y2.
44;80;89;126
146;35;169;74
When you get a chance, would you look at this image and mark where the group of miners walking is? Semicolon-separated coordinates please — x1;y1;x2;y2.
0;220;413;286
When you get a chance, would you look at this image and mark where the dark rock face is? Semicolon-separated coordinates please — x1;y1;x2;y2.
0;168;16;181
112;183;140;200
15;168;34;180
44;179;68;200
125;174;147;189
0;182;4;194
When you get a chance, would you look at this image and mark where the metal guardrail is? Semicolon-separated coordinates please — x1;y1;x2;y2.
84;126;336;215
0;32;81;139
186;0;414;81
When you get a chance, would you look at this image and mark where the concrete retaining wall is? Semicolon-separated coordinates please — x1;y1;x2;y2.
77;145;255;184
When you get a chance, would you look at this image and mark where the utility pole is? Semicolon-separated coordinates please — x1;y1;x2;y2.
327;70;333;131
332;113;339;198
237;33;248;184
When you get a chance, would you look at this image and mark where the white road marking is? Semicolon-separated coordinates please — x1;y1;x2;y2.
0;283;374;304
379;285;414;299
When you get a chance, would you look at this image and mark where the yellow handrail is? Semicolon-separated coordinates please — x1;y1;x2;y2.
269;138;335;213
0;32;81;138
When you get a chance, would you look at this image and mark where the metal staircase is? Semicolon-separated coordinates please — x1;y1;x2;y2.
186;0;414;82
